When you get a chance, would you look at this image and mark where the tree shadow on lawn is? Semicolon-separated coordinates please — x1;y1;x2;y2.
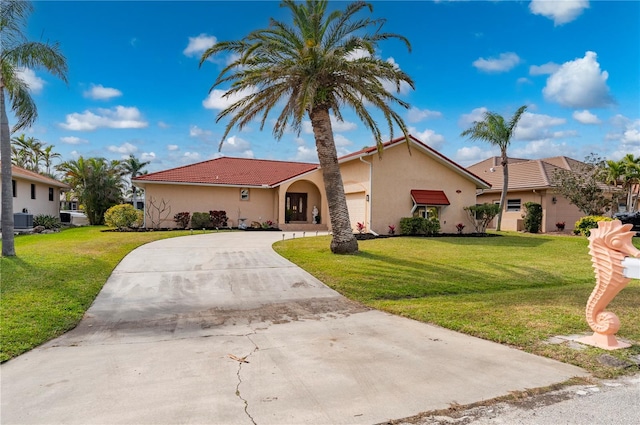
432;234;555;248
351;250;580;301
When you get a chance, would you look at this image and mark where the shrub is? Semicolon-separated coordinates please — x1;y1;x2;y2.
388;224;396;235
104;204;143;230
556;221;566;231
33;214;61;230
523;202;543;233
464;203;500;234
356;222;365;233
574;215;613;236
456;223;465;234
209;210;228;228
191;212;212;229
399;217;440;236
174;212;191;229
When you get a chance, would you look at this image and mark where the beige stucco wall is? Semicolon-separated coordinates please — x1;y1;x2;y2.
142;183;279;228
477;190;584;233
341;144;480;234
7;178;62;218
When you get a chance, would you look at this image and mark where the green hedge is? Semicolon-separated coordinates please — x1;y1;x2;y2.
574;215;613;236
399;216;440;236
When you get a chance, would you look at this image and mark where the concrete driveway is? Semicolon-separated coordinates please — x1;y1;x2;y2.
1;232;588;425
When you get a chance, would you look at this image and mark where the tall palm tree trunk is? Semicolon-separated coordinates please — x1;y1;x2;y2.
497;153;509;232
1;87;16;256
309;107;358;254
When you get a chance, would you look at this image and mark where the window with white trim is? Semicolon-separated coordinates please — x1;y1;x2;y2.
506;199;521;212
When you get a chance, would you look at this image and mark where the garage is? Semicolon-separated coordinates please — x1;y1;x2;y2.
345;191;366;232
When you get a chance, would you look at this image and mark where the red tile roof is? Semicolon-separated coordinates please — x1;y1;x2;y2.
133;157;319;187
411;190;450;205
0;162;69;188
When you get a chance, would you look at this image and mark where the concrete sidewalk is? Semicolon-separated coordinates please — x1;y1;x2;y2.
1;232;588;425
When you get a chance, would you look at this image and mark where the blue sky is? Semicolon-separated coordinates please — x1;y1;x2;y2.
16;0;640;173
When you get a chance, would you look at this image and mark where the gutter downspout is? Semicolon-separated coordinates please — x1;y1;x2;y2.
360;156;373;234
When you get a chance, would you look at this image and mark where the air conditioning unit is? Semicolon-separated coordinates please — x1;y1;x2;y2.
14;213;34;229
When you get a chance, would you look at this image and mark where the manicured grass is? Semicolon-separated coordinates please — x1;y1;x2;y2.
274;233;640;378
0;226;193;362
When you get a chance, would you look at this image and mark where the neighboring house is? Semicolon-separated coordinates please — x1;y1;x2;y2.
133;135;490;234
0;162;69;228
467;156;597;233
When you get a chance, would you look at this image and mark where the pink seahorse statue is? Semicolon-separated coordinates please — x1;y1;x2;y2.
578;220;639;350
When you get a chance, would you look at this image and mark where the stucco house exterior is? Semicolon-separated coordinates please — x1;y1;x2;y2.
0;162;69;228
133;135;490;234
467;156;594;233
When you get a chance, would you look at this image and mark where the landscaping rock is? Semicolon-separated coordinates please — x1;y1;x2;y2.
597;354;633;369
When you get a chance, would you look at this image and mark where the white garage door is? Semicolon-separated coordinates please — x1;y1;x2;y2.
346;192;366;232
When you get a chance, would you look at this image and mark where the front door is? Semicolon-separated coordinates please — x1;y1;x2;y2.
286;193;307;222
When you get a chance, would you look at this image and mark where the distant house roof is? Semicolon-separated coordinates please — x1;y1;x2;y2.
466;156;591;192
411;190;450;205
340;135;491;190
0;162;69;188
133;157;319;188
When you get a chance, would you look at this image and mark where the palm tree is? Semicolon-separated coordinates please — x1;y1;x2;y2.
57;157;124;225
1;0;67;256
603;159;626;213
621;154;640;212
121;154;149;209
200;0;413;254
461;105;527;231
41;144;61;176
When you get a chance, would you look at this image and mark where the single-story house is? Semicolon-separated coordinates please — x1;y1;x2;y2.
467;156;598;233
133;135;490;234
0;162;69;228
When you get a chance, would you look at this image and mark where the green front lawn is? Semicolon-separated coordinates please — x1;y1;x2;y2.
274;233;640;378
0;226;192;362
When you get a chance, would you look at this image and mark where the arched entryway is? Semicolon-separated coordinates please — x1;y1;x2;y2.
284;180;322;225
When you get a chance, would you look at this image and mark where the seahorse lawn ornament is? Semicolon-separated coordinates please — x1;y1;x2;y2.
578;220;639;350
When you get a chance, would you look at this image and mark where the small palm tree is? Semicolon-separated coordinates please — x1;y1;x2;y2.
1;0;67;256
461;105;527;231
200;0;413;254
121;154;149;209
41;144;61;177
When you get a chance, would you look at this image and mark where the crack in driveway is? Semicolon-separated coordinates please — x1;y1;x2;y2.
234;334;260;425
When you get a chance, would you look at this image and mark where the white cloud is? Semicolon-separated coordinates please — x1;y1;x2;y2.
60;106;148;131
331;116;357;132
140;152;156;162
83;84;122;100
189;125;213;138
202;87;256;110
220;135;252;154
458;107;488;128
16;68;45;94
108;142;138;155
294;145;319;162
472;52;521;73
517;77;532;85
455;146;496;166
529;0;589;26
60;136;88;145
380;57;412;94
572;110;601;124
409;127;445;150
514;112;567;141
167;144;179;151
183;33;216;57
511;139;572;158
543;51;613;108
183;152;201;161
333;134;353;147
407;107;442;123
158;121;170;129
346;48;371;61
529;62;560;76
